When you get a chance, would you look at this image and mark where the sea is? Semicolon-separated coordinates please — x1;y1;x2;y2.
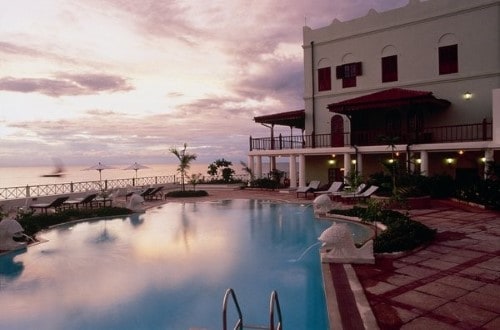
0;163;285;188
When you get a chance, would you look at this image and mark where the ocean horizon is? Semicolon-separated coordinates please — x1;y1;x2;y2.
0;162;287;188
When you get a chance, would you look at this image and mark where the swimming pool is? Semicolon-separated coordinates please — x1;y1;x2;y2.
0;199;373;329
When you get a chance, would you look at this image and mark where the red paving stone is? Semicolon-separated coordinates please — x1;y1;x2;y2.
354;199;500;329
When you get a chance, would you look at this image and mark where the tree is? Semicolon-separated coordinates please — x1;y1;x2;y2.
169;143;197;191
240;161;255;185
207;158;234;182
188;173;203;191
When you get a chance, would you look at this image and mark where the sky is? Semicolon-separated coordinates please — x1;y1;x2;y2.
0;0;409;166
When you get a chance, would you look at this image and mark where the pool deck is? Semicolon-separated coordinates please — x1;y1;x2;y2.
147;189;500;330
21;188;499;330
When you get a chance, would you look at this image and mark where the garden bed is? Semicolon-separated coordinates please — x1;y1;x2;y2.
371;195;431;209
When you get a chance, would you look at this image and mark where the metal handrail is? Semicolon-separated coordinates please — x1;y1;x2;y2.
222;288;243;330
269;290;283;330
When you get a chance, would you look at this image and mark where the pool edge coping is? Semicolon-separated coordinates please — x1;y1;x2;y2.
322;262;379;330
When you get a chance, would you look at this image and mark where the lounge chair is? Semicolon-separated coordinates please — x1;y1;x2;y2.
331;183;367;200
125;187;155;201
313;181;344;197
63;193;97;209
30;196;69;213
296;180;321;198
341;185;379;204
145;186;164;200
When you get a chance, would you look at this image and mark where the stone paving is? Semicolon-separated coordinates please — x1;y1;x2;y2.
353;200;500;329
111;189;500;329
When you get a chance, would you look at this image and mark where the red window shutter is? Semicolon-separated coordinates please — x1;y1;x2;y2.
336;65;343;79
318;67;331;91
382;55;398;82
355;62;362;76
342;76;356;88
439;45;458;75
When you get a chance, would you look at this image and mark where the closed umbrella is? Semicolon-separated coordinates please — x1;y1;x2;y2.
83;162;114;181
123;162;150;179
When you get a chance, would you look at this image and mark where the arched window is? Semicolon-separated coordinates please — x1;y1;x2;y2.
438;34;458;75
317;58;331;91
381;45;398;82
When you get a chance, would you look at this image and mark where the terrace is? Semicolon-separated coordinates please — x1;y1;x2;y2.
250;120;492;151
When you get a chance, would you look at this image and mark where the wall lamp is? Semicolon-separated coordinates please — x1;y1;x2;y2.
445;157;455;165
464;91;472;100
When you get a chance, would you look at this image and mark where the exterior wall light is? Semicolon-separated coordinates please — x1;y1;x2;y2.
480;157;486;163
388;159;394;164
351;159;357;164
416;159;422;164
458;150;464;155
464;91;472;100
328;159;335;165
445;158;455;165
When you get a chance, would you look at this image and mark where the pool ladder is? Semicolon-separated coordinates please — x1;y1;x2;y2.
222;288;283;330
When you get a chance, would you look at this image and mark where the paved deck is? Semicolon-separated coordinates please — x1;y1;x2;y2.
353;200;500;329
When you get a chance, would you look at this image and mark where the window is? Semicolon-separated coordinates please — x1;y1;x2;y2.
318;67;331;91
336;62;362;88
342;77;357;88
439;44;458;75
382;55;398;82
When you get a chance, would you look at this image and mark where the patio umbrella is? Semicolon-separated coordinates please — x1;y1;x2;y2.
83;162;114;181
123;162;150;179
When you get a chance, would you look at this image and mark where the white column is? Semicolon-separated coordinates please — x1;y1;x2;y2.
343;153;351;183
407;152;415;173
298;154;306;187
420;151;429;176
484;149;494;179
356;153;363;177
255;155;262;178
289;155;297;188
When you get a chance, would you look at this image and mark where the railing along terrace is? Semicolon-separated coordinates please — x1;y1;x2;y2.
0;175;177;201
250;121;492;150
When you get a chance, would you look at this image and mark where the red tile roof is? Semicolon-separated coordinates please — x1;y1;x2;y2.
328;88;450;113
254;109;305;129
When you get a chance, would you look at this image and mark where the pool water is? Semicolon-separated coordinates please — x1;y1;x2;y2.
0;199;372;330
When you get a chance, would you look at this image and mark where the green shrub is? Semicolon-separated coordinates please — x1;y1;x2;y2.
328;206;436;253
165;190;209;198
426;174;455;198
17;207;133;238
456;179;500;210
251;177;279;190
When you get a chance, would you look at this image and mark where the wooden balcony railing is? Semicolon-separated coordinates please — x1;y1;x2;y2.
249;120;492;151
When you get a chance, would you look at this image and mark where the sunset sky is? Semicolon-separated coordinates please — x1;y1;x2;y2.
0;0;409;166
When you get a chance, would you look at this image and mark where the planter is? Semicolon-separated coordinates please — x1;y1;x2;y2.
371;195;432;209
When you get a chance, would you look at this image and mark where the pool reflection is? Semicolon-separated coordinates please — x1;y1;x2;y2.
0;200;330;330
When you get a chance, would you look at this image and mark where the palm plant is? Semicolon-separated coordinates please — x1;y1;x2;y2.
379;135;400;196
169;143;197;192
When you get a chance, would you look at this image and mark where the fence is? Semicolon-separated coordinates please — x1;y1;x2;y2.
0;175;177;201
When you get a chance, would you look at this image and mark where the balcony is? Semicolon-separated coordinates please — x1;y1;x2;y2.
249;120;492;151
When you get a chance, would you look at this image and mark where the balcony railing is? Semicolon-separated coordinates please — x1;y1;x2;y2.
250;120;492;151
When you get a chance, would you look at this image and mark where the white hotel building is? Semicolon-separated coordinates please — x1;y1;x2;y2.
248;0;500;188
